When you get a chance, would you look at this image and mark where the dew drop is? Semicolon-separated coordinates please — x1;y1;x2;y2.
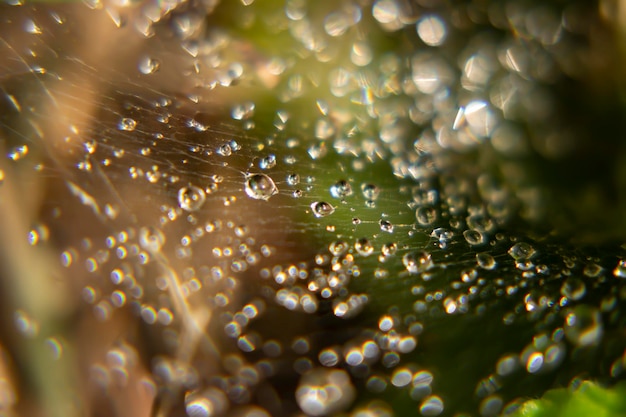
560;278;586;301
118;117;137;131
416;206;438;227
330;180;353;199
178;185;206;212
311;201;335;217
476;253;496;270
245;174;278;201
379;219;394;233
138;56;160;74
508;242;536;260
564;306;603;347
296;369;355;417
403;251;434;274
361;183;380;200
286;173;300;186
259;154;276;170
613;260;626;278
420;395;444;416
354;238;374;256
416;15;447;47
232;101;255;120
381;242;397;257
463;229;487;246
138;226;165;252
329;240;349;256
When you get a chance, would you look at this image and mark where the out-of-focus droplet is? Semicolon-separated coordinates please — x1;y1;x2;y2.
232;102;255;120
311;201;335;217
560;278;586;301
138;56;160;74
416;15;447;47
420;395;444;416
354;238;374;256
564;306;603;347
178;185;206;212
361;183;380;200
403;251;433;274
416;206;437;227
330;180;353;199
118;117;137;131
139;226;165;252
245;174;278;201
295;369;355;416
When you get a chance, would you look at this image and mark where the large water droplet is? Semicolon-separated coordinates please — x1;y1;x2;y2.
245;174;278;201
311;201;335;217
178;185;206;212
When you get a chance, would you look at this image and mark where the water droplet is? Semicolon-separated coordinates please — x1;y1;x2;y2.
416;15;447;47
118;117;137;131
403;251;434;274
564;306;603;347
259;154;276;170
138;56;160;74
8;145;28;161
463;229;487;246
217;144;232;156
613;260;626;278
311;201;335;217
139;226;165;252
361;183;380;200
354;238;374;256
185;388;228;417
245;174;278;201
416;206;438;227
178;185;206;212
508;242;536;260
330;180;353;199
232;102;255;120
296;369;355;416
287;173;300;186
560;278;586;301
379;219;394;233
420;395;444;416
476;253;496;270
381;242;397;257
329;240;349;256
391;368;412;387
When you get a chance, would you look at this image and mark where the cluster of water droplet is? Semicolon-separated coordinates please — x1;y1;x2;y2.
1;0;626;417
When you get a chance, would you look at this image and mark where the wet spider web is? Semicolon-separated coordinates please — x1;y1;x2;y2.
1;1;626;417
